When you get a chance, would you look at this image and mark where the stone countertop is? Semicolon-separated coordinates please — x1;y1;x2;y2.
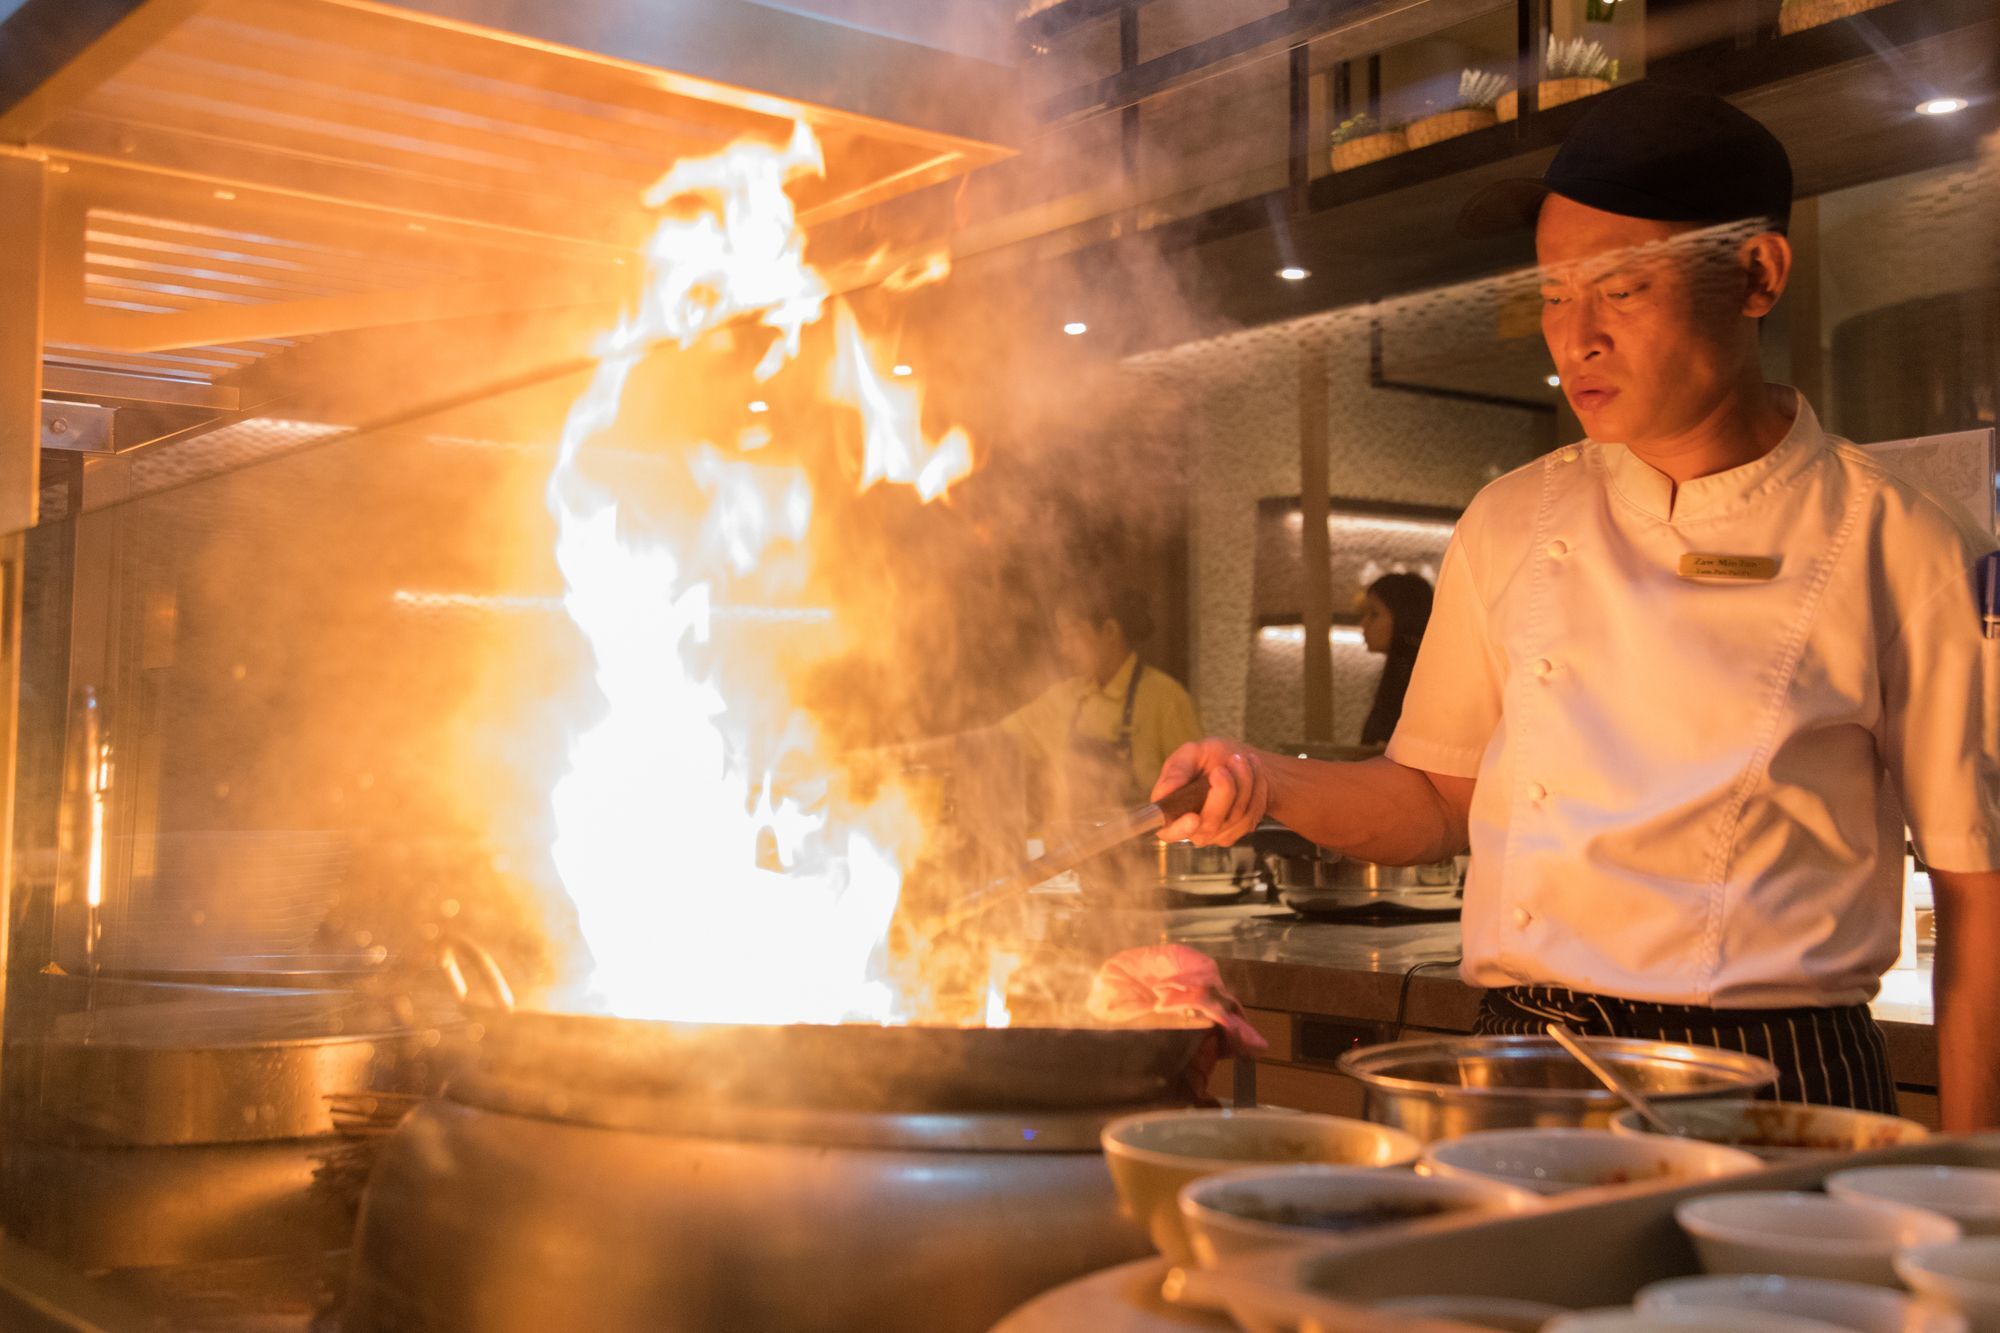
1148;901;1939;1089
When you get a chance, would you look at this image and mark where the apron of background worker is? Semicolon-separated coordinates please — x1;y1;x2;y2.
1055;662;1144;824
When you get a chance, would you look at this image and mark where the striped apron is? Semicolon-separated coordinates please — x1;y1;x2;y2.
1478;984;1898;1113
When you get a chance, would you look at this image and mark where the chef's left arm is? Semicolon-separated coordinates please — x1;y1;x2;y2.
1932;868;2000;1132
1878;534;2000;1133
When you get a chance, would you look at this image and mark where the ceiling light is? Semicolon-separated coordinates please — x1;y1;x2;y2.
1916;97;1968;116
1546;374;1562;387
1062;321;1087;336
1277;266;1310;281
892;364;913;377
748;400;769;414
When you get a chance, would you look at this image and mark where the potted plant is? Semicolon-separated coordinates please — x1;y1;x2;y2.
1407;69;1512;148
1497;36;1617;121
1778;0;1899;34
1329;113;1409;172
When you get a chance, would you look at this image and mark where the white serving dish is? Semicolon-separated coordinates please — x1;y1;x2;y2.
1896;1238;2000;1333
1636;1272;1968;1333
1101;1109;1419;1265
1826;1166;2000;1236
1674;1190;1961;1285
1545;1309;1852;1332
1422;1127;1761;1197
1178;1163;1538;1267
1609;1100;1929;1162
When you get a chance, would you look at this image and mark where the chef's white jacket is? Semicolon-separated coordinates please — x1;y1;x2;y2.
1387;389;2000;1007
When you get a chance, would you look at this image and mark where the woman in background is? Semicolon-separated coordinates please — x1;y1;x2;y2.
1357;572;1433;748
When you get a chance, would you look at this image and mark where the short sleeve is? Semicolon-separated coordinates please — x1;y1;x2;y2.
1880;548;2000;872
1385;534;1504;779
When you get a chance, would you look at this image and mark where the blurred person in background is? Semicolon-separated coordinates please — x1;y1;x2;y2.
1005;587;1201;825
1357;572;1434;749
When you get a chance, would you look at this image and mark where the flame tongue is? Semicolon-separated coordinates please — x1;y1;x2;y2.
541;123;978;1027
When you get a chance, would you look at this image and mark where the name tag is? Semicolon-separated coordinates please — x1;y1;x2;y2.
1678;554;1779;581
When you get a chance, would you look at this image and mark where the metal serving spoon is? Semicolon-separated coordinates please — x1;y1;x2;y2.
1545;1021;1685;1137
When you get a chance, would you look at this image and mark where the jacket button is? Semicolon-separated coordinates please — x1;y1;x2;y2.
1560;446;1581;463
1527;782;1547;802
1546;540;1569;558
1512;907;1532;928
1532;658;1554;678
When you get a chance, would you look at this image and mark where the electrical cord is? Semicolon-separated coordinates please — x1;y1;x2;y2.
1391;956;1462;1041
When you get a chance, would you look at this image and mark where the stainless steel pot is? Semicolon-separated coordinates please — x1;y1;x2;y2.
13;983;461;1146
347;1014;1205;1333
1336;1034;1778;1141
1264;852;1457;891
1265;850;1458;914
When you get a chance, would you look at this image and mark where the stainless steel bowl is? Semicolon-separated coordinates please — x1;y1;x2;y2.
1264;852;1458;891
1336;1035;1778;1142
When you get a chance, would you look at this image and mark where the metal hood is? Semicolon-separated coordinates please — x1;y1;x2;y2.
0;0;1019;524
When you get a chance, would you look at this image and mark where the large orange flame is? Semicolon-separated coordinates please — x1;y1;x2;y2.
540;123;981;1026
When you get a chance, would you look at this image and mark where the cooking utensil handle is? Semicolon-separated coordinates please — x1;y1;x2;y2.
1151;775;1211;828
1545;1021;1680;1136
440;933;516;1013
926;777;1217;942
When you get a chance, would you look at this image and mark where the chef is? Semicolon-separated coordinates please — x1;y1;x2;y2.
1153;83;2000;1130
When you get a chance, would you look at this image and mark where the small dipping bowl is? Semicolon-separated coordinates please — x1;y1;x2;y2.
1177;1163;1538;1267
1545;1309;1853;1332
1422;1127;1761;1197
1101;1109;1419;1264
1826;1167;2000;1237
1637;1273;1968;1333
1895;1238;2000;1333
1609;1099;1928;1162
1674;1191;1961;1286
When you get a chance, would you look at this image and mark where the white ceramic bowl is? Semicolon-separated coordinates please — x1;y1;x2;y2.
1177;1163;1539;1267
1547;1308;1852;1332
1422;1127;1762;1197
1637;1273;1968;1333
1896;1238;2000;1333
1609;1099;1928;1162
1374;1295;1568;1331
1100;1109;1420;1264
1826;1167;2000;1237
1674;1191;1961;1286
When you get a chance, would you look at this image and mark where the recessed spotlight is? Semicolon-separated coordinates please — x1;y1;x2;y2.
892;364;914;377
1063;321;1087;336
1546;374;1562;387
748;400;769;414
1277;266;1310;281
1916;96;1968;116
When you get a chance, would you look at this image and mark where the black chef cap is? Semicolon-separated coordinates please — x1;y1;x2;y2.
1459;82;1793;238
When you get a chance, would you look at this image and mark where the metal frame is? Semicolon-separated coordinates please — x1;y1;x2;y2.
0;0;1018;455
0;157;46;534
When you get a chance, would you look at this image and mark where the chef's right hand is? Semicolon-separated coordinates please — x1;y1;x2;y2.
1152;738;1269;847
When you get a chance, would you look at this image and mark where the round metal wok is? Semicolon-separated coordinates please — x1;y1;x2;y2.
459;1006;1210;1116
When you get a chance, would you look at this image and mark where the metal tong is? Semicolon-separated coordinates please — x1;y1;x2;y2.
928;776;1212;940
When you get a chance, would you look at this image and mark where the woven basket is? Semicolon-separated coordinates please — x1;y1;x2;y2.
1779;0;1896;32
1330;129;1410;172
1406;108;1499;148
1496;77;1612;122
